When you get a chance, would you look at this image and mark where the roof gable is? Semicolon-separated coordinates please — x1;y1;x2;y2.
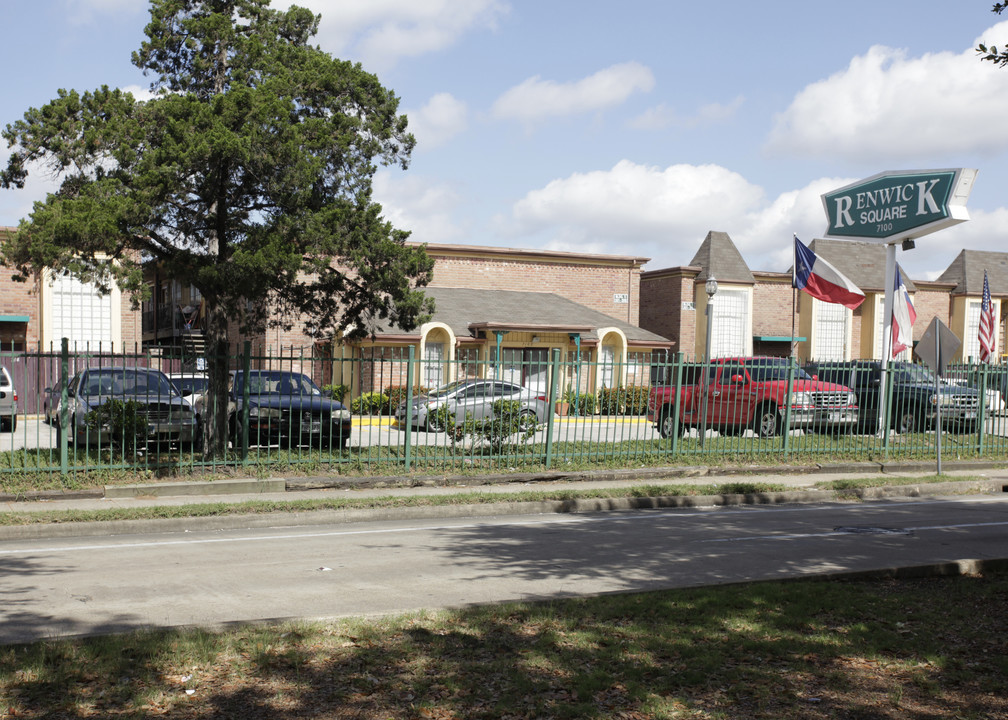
936;249;1008;294
688;231;754;284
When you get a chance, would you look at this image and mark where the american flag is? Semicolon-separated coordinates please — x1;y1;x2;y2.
979;270;995;362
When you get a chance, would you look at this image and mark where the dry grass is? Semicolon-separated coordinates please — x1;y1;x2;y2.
2;572;1006;719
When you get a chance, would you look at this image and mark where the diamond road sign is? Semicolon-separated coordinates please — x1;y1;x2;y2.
822;168;977;243
914;317;961;378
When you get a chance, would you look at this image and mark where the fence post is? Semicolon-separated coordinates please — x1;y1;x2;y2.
404;345;415;472
59;337;69;477
881;361;893;460
544;348;561;469
240;341;251;464
670;352;683;456
781;362;794;456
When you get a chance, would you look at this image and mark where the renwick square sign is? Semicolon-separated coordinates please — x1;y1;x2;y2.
821;168;977;242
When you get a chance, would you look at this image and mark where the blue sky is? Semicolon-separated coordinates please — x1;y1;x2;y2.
2;1;1008;281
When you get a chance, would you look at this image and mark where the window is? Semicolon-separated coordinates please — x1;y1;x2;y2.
814;300;850;361
710;289;747;358
964;299;983;361
50;273;113;349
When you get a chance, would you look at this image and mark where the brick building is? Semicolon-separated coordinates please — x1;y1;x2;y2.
641;230;1006;363
335;243;672;397
0;226;142;353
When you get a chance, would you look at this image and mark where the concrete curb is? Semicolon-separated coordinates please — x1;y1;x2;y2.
1;477;1003;541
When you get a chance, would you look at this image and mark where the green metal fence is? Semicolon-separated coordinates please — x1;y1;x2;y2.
0;342;1006;480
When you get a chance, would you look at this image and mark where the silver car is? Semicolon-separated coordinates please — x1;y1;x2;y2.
59;366;198;448
0;366;17;432
396;379;547;431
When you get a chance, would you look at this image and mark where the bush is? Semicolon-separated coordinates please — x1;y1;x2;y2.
85;398;149;452
459;399;540;453
596;386;649;416
385;385;427;413
322;384;349;404
352;391;390;416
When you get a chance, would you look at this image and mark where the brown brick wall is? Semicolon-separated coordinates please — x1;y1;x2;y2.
640;268;698;352
427;249;643;325
752;276;797;336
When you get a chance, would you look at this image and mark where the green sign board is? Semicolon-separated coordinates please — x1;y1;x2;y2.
821;168;976;242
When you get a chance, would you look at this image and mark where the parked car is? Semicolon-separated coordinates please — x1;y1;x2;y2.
229;370;351;450
395;379;548;431
0;366;17;432
42;378;64;425
58;366;199;448
647;356;858;439
804;360;982;433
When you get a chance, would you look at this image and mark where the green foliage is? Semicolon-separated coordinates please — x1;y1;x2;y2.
456;400;540;454
562;387;596;415
322;384;349;404
1;0;435;457
352;391;390;416
596;386;648;415
385;385;426;413
85;399;149;453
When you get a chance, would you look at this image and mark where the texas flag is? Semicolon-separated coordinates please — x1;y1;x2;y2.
891;265;917;358
792;235;865;309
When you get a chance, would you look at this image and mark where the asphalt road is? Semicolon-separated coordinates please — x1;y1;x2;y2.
1;494;1006;645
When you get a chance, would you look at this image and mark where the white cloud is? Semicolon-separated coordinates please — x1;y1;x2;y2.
505;161;763;265
491;62;655;124
286;0;508;69
629;96;744;130
406;93;468;150
767;20;1008;161
372;171;467;244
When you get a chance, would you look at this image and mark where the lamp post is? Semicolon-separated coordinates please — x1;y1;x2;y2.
700;275;718;448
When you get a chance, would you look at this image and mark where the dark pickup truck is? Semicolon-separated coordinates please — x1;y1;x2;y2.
804;360;982;433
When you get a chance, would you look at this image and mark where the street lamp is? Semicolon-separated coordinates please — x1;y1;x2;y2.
700;275;718;447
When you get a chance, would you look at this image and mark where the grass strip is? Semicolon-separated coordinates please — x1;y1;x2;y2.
0;474;994;526
2;572;1005;718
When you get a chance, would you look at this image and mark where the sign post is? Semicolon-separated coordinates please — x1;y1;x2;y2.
915;318;962;475
821;169;976;441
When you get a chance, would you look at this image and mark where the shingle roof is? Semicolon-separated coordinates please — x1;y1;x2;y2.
688;231;754;284
368;286;672;345
935;249;1008;295
807;239;916;292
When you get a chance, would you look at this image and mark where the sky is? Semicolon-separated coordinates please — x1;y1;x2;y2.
2;1;1008;282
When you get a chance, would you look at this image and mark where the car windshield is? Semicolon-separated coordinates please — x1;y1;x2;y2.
172;376;209;395
235;371;322;396
427;380;472;398
81;369;175;397
742;359;811;382
893;362;936;385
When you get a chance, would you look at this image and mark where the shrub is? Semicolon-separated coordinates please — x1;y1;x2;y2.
352;391;390;416
85;398;149;453
322;384;349;404
597;387;626;415
385;385;427;413
466;399;539;452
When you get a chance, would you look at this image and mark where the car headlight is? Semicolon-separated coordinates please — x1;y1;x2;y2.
929;394;938;406
332;408;351;421
790;391;812;406
249;406;281;419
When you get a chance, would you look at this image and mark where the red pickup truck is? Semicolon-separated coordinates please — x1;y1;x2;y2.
647;356;858;438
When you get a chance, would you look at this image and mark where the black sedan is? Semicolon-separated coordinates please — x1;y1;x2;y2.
230;370;351;450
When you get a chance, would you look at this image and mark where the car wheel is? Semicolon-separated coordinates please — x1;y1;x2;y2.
517;409;538;431
427;413;443;432
894;409;918;433
658;405;679;439
753;405;781;438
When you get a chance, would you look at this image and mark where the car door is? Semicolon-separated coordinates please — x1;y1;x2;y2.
452;383;488;422
711;360;756;426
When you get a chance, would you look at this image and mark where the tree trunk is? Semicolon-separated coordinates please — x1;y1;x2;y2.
202;298;232;459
